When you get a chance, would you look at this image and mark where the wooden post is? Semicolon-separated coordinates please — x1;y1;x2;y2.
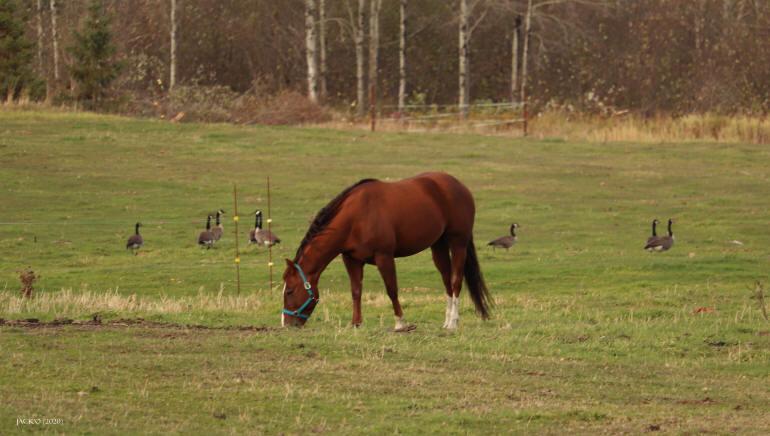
267;176;273;290
233;184;241;295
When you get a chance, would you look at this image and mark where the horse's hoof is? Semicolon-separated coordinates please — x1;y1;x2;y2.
351;323;361;328
393;324;416;333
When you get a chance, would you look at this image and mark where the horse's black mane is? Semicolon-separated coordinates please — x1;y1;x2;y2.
294;178;377;261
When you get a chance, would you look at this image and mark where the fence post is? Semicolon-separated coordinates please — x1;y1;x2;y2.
232;183;241;295
267;176;273;291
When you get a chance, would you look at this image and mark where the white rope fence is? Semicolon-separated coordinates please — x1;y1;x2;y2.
373;101;527;133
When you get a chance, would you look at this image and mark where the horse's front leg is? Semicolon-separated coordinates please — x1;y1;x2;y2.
375;254;415;332
342;254;364;327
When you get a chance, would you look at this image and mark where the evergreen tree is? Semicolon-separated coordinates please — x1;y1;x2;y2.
0;0;38;101
68;0;121;105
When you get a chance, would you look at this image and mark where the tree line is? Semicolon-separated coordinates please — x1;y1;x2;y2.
3;0;769;116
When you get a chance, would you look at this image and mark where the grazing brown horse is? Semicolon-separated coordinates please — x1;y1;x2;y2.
281;172;492;330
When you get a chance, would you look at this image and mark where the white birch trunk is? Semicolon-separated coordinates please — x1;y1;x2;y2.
170;0;178;91
458;0;470;117
305;0;318;103
521;0;533;135
319;0;327;100
520;0;532;105
511;15;520;104
50;0;60;85
398;0;407;113
368;0;381;114
36;0;44;74
355;0;366;116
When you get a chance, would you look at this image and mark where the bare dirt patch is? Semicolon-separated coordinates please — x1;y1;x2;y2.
0;317;274;332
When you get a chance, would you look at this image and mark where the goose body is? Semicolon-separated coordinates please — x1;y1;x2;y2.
644;219;660;250
126;222;143;253
644;218;674;252
249;210;281;246
211;209;225;242
198;215;214;249
488;223;519;250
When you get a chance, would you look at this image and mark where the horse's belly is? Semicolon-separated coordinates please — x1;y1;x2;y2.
392;219;445;258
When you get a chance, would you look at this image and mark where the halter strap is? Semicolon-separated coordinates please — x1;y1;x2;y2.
282;263;317;320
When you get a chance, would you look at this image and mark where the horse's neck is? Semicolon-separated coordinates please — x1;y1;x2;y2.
299;230;346;277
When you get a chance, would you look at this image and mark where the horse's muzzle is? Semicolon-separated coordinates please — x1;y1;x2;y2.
281;313;306;327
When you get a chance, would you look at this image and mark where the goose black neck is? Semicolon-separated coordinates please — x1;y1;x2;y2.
206;216;211;230
652;220;657;237
667;220;673;236
510;225;516;236
135;223;140;235
256;213;263;230
215;212;221;225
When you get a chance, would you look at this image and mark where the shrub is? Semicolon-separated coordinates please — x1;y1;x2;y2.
166;85;238;123
233;90;330;125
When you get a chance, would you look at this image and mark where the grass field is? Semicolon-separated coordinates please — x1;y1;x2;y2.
1;110;769;434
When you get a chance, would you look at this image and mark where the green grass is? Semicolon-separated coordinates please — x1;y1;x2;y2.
1;110;769;434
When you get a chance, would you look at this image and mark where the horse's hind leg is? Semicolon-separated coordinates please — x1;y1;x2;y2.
431;240;454;328
375;254;414;332
343;254;364;327
446;240;469;329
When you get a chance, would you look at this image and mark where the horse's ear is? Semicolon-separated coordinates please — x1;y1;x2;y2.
285;258;293;268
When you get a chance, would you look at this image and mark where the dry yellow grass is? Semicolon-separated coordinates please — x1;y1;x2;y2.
0;288;264;317
323;111;770;144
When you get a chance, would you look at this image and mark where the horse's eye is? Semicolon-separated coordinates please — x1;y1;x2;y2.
285;288;294;295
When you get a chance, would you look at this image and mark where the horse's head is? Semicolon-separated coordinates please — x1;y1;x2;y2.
281;259;319;327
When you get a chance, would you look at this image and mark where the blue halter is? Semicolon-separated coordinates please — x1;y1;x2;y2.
282;263;317;320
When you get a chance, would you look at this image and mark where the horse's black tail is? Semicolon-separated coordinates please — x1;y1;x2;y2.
464;238;492;320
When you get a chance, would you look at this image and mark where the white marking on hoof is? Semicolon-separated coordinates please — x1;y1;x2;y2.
445;296;460;330
443;296;452;328
394;317;415;332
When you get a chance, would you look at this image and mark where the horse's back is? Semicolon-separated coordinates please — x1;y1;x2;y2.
408;172;475;226
337;172;476;259
374;172;474;217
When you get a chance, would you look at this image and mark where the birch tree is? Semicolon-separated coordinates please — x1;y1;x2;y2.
398;0;407;113
304;0;318;102
517;0;607;105
346;0;367;116
458;0;486;117
368;0;381;116
169;0;178;91
318;0;327;100
511;14;521;104
50;0;60;88
458;0;469;116
520;0;531;105
36;0;44;74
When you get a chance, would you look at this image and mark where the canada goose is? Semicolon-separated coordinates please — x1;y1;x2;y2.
211;209;225;242
126;222;143;254
644;219;660;250
644;218;675;252
198;215;214;249
249;210;281;246
488;223;519;250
